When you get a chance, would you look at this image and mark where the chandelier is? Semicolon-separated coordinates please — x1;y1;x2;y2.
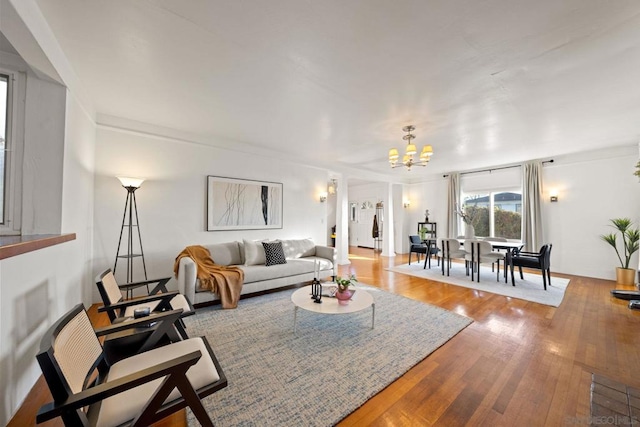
388;125;433;170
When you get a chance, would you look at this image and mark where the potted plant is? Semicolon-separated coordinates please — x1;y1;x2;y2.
601;218;640;286
334;274;357;304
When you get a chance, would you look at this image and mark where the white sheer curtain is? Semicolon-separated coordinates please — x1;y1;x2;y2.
522;161;543;251
446;173;460;238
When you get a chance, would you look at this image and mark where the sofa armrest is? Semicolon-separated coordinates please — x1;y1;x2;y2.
176;257;197;303
315;245;337;276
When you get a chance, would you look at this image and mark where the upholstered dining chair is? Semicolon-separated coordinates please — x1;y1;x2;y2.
463;240;505;282
35;303;227;427
509;244;552;290
483;237;508;251
441;238;468;276
408;235;428;265
96;269;194;339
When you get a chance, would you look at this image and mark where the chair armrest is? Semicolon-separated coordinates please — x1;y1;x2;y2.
514;251;541;257
94;309;184;337
315;245;337;276
118;277;171;294
36;350;202;423
98;291;179;313
176;257;197;303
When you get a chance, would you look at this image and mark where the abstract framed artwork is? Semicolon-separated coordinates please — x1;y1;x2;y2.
207;176;283;231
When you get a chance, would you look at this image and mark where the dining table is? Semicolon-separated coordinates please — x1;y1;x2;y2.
454;239;525;281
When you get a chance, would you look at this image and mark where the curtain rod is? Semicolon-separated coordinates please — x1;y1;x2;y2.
442;159;554;178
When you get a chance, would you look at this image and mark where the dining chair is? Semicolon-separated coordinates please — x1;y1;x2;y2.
35;304;227;426
441;238;467;276
483;237;507;251
509;244;551;289
464;240;505;282
422;239;440;269
408;235;428;265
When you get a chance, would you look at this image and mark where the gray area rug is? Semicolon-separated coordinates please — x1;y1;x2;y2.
387;262;570;307
185;285;471;426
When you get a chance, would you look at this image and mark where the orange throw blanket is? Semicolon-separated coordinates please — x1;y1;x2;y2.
174;245;244;309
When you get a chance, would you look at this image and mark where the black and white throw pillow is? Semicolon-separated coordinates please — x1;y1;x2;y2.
262;241;287;266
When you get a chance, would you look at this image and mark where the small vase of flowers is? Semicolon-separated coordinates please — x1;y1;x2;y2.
455;204;477;239
334;274;357;304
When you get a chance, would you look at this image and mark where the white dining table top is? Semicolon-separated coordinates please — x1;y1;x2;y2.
456;239;524;250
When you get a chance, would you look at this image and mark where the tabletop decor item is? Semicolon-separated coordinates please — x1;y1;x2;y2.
456;204;478;239
311;278;322;304
600;217;640;285
335;274;357;305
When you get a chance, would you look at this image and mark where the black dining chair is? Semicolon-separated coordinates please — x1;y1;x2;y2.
509;244;552;290
408;235;428;265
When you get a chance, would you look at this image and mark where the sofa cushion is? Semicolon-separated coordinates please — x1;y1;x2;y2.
206;242;242;266
243;239;266;265
241;259;316;283
279;239;315;259
263;241;287;266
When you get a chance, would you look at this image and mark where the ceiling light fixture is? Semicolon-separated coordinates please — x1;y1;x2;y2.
389;125;433;170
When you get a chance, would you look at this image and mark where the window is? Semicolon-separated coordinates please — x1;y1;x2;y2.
462;190;522;239
0;74;7;223
0;68;23;235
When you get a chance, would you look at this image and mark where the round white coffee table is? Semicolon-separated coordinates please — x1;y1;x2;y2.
291;284;375;334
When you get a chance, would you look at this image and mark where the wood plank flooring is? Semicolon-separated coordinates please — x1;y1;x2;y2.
9;247;640;426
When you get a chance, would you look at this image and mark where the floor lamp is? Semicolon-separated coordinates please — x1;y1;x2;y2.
114;176;148;295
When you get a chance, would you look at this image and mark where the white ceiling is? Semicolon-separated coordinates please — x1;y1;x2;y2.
33;0;640;181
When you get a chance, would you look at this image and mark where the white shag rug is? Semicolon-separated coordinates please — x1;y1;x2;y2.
387;262;570;307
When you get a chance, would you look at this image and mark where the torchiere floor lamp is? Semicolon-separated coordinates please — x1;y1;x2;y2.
114;176;148;295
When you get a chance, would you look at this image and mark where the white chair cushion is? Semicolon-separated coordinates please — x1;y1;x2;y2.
442;239;466;258
96;337;219;427
170;293;192;313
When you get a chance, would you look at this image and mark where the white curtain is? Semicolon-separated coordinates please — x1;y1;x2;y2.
446;173;460;238
522;161;543;251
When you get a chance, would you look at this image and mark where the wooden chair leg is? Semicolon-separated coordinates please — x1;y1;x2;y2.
519;266;524;279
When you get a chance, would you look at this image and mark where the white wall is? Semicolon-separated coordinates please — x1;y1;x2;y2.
93;125;329;295
404;177;448;253
22;75;66;234
544;147;639;279
0;91;96;425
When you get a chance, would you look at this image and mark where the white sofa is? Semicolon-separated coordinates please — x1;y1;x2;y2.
176;238;337;306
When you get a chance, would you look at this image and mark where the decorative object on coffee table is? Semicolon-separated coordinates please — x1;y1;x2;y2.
311;278;322;304
311;261;322;303
335;274;357;305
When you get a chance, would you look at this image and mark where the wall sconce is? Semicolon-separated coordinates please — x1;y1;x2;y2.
327;179;337;195
550;190;558;202
319;192;327;203
403;200;411;208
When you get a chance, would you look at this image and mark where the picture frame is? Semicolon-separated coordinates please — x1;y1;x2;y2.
207;176;283;231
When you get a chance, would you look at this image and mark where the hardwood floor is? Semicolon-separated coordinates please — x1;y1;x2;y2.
10;247;640;426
